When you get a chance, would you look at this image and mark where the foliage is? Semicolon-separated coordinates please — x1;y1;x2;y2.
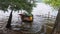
0;0;9;12
0;0;36;14
43;0;60;9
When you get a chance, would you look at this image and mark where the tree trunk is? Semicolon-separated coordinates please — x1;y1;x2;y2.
51;8;60;34
6;10;13;29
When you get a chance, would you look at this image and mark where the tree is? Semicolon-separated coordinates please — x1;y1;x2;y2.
44;0;60;34
0;0;35;29
5;0;36;29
